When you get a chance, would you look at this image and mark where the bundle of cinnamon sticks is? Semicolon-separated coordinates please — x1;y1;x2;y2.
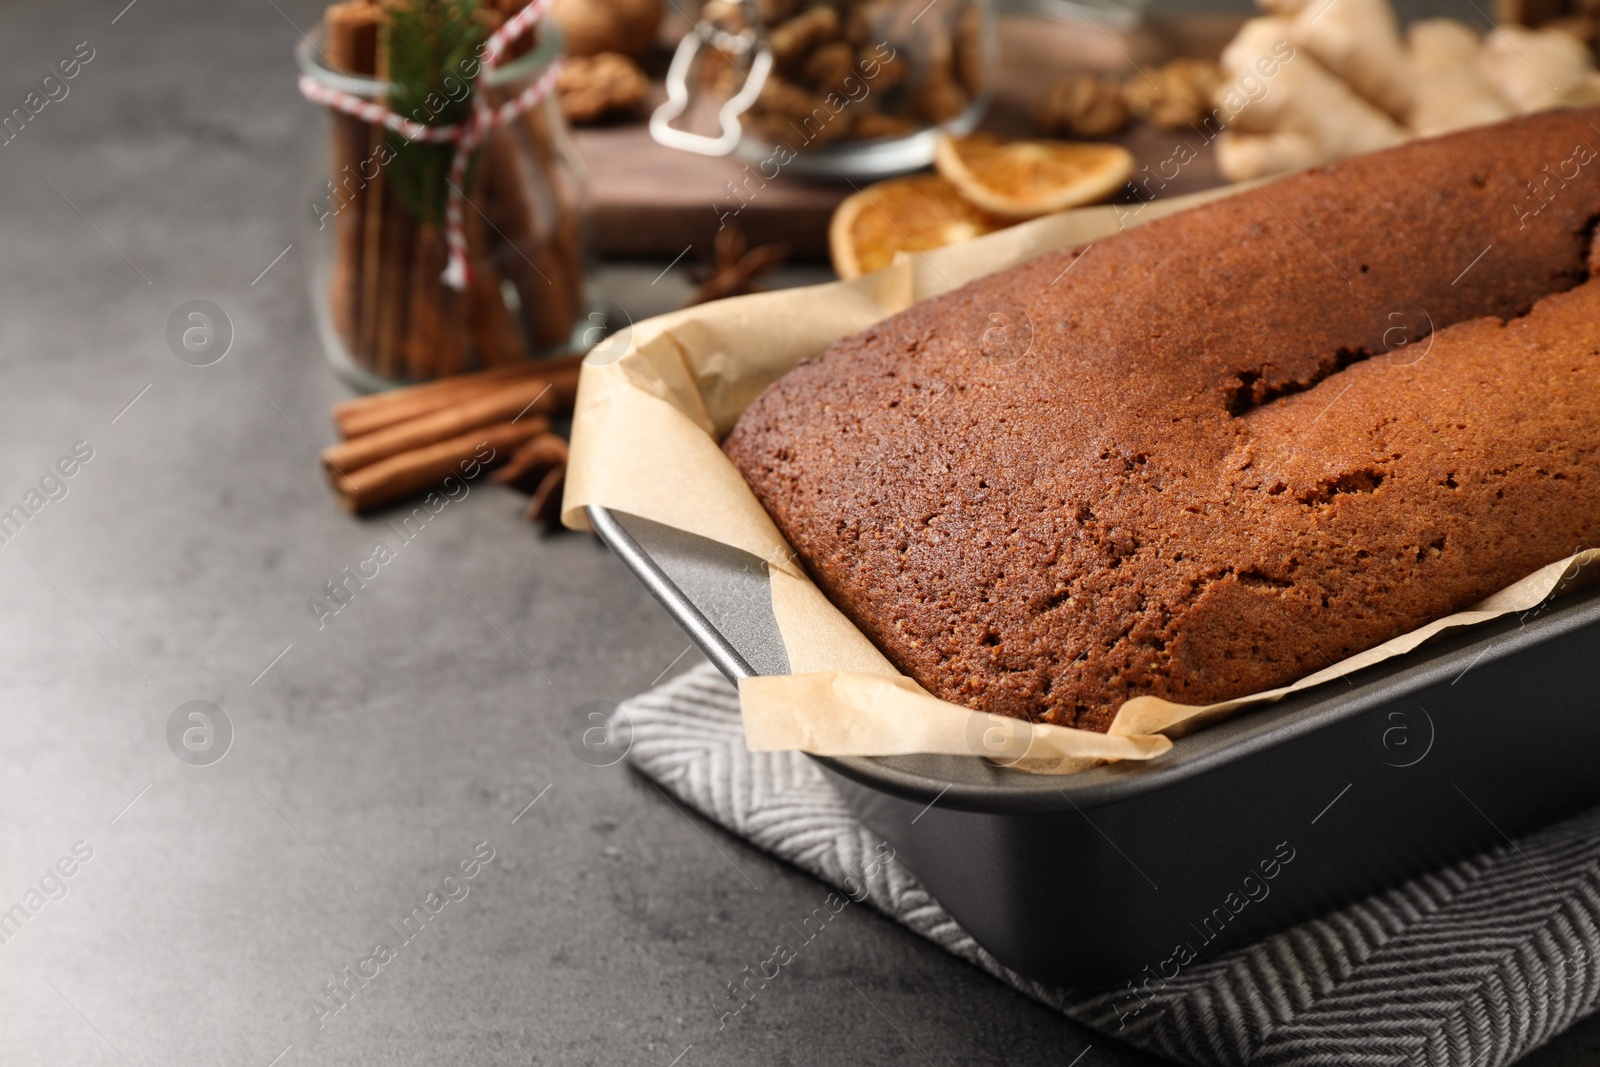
320;0;585;382
325;356;578;515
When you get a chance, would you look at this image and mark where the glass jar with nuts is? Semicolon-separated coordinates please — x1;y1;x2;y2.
652;0;995;178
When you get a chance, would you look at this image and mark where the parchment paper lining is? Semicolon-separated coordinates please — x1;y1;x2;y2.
563;184;1600;774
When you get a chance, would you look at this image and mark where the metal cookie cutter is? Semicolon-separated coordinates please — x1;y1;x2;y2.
649;4;773;157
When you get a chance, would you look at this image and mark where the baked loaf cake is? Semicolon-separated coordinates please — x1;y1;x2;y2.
724;109;1600;732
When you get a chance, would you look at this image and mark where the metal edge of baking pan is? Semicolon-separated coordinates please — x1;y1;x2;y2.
591;504;1600;813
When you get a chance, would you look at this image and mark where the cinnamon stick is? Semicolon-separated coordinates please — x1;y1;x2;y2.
404;224;447;381
375;185;415;380
525;99;587;341
463;197;529;366
323;2;384;351
524;234;584;351
469;258;530;366
334;420;549;514
331;356;581;439
357;13;406;378
357;127;388;367
497;102;585;351
324;379;560;475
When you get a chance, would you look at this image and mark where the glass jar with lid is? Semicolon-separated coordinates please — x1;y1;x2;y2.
652;0;996;179
297;17;589;390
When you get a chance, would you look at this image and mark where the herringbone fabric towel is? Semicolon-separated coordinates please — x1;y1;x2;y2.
623;662;1600;1067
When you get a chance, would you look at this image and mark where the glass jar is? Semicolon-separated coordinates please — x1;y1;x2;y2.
653;0;995;179
297;26;590;391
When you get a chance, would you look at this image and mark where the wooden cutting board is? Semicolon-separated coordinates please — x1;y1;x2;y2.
573;13;1245;261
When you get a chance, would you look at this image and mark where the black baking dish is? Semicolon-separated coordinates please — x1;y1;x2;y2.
591;505;1600;988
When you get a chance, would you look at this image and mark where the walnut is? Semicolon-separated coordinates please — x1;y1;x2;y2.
770;7;840;70
1036;73;1130;138
701;0;749;28
742;0;985;149
843;2;879;45
746;75;854;145
755;0;801;23
916;73;969;122
549;0;662;58
862;46;906;92
904;12;973;122
802;40;856;94
557;52;650;125
1122;58;1224;130
755;75;821;120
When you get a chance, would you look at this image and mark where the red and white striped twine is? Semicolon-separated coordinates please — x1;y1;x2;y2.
298;0;563;290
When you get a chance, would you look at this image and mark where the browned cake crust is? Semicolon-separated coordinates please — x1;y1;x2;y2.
724;110;1600;733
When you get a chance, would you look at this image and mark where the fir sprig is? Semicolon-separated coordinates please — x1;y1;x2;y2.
383;0;487;225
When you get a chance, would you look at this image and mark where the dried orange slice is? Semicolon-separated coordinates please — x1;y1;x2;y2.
934;133;1135;219
829;174;1007;279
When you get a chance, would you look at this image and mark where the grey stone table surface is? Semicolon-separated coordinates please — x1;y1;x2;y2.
1;1;1599;1065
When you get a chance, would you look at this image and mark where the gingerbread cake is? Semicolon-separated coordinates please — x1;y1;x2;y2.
724;109;1600;732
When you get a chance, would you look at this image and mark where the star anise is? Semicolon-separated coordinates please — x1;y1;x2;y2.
683;223;791;307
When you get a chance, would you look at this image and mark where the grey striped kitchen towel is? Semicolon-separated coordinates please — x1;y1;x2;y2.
622;661;1600;1067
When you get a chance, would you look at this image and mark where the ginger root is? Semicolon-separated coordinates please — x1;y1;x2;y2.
1213;17;1406;178
1214;129;1323;177
1480;24;1599;110
1267;0;1415;118
1406;19;1515;136
1213;0;1600;181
